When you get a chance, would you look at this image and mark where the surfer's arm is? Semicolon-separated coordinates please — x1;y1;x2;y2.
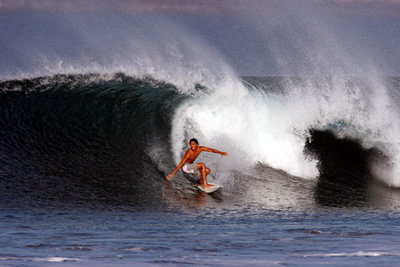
201;146;228;156
166;151;190;180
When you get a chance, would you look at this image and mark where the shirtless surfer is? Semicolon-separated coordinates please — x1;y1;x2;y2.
166;138;228;188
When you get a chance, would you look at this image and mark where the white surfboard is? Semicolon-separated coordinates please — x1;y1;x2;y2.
196;182;223;193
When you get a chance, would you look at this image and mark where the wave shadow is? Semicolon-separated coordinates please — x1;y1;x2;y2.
305;129;387;207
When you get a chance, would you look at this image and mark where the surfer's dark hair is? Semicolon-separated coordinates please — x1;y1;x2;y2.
189;138;199;145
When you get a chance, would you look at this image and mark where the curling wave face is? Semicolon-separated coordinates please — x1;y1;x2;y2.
0;73;183;207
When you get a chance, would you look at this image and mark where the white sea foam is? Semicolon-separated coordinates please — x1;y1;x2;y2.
171;77;320;179
35;257;81;262
170;74;400;186
305;251;400;257
0;256;80;262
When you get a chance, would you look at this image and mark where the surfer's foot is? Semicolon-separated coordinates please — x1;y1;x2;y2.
204;184;214;188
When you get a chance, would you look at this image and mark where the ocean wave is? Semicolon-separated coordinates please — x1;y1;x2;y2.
0;73;400;208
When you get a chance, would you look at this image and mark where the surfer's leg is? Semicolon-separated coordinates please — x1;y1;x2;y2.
197;163;213;188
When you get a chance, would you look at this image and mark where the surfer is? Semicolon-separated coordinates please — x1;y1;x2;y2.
166;138;228;188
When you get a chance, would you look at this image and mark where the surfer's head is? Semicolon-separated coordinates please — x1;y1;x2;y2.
189;138;199;145
189;138;199;150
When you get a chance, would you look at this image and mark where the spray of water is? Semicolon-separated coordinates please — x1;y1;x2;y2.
0;13;234;91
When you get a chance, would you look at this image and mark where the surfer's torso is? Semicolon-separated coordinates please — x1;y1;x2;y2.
185;146;205;163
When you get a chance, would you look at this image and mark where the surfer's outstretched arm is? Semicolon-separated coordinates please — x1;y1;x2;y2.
166;150;190;180
201;146;228;157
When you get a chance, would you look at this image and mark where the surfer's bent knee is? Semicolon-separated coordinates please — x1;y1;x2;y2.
197;163;206;169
